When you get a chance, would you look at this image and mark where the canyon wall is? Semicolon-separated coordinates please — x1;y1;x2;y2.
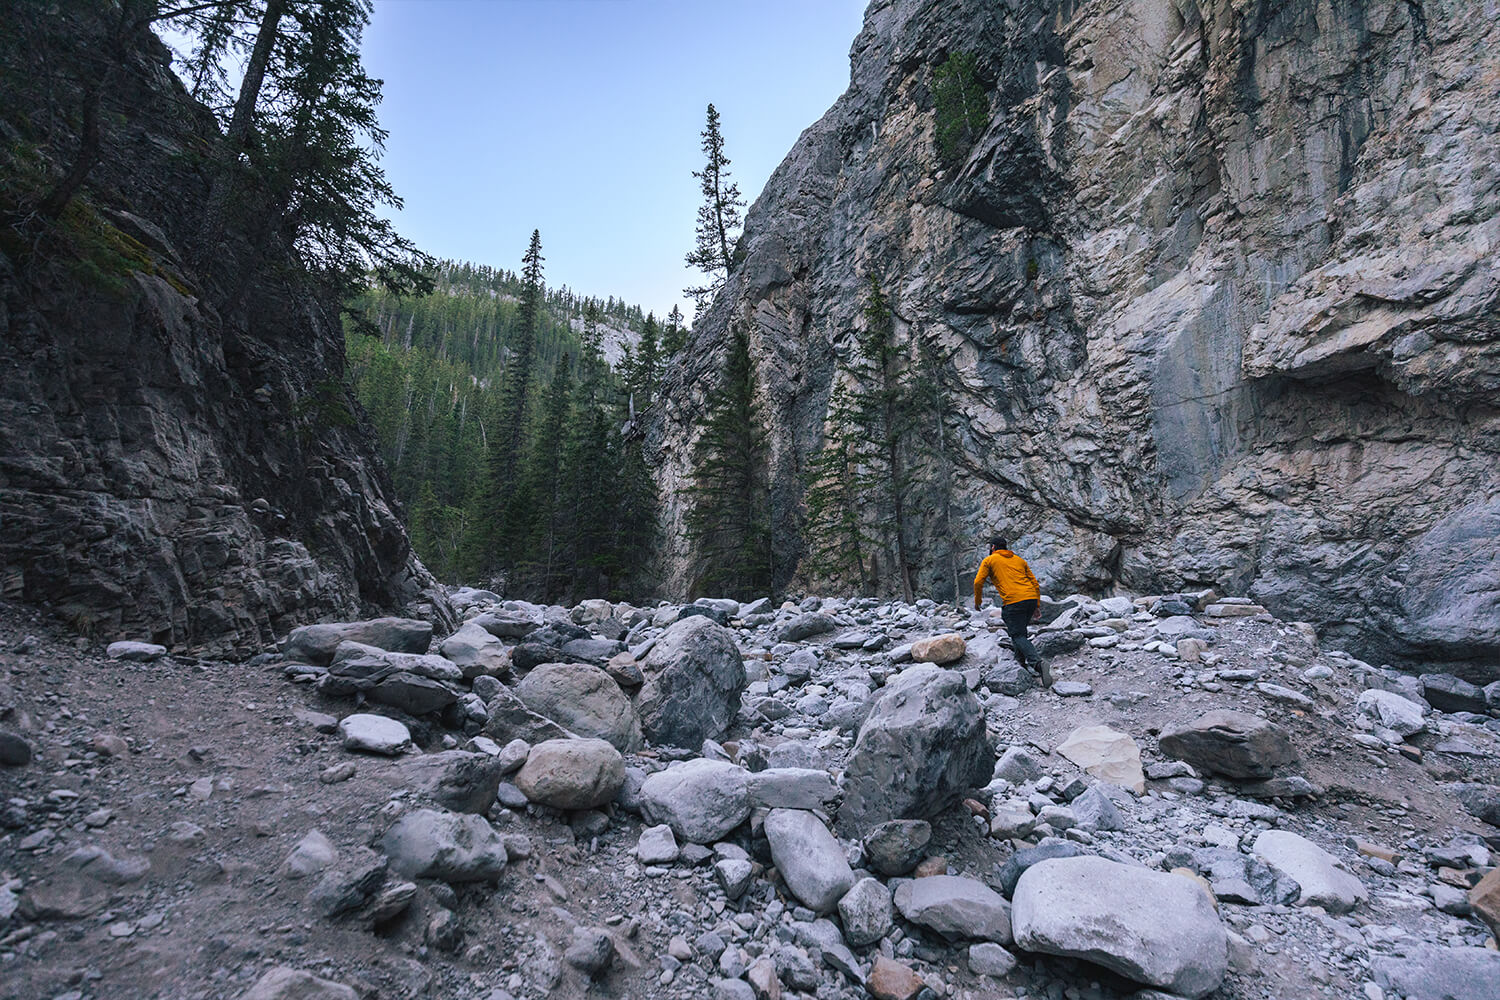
649;0;1500;678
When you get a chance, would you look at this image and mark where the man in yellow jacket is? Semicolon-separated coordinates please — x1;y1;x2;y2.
974;537;1052;687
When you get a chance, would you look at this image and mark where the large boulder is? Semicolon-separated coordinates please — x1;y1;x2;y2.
1251;830;1367;913
639;758;750;844
395;751;505;814
378;809;507;882
516;662;642;752
240;967;358;1000
513;738;625;810
1449;783;1500;828
634;617;745;748
1157;710;1297;779
1356;688;1427;736
764;809;855;914
283;618;432;665
1012;857;1227;999
893;875;1012;944
836;666;994;837
1371;946;1500;1000
438;622;511;679
481;684;575;745
338;714;411;756
777;613;837;642
470;607;543;639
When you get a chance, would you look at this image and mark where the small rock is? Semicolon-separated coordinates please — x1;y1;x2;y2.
239;966;358;1000
968;941;1017;977
106;640;167;662
564;926;615;977
893;874;1012;943
338;714;411;756
910;634;966;665
1252;830;1367;913
635;824;680;864
838;876;894;946
866;956;926;1000
862;819;932;876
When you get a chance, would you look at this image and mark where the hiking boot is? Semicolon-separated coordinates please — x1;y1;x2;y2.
1033;660;1054;688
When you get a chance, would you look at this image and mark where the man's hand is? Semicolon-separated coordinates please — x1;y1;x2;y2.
1032;604;1042;622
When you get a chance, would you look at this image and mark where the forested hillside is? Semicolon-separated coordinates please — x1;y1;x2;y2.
344;254;682;600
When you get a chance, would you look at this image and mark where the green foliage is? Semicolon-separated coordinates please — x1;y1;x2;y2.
684;326;774;600
345;250;658;599
799;276;932;601
683;104;744;311
932;51;989;171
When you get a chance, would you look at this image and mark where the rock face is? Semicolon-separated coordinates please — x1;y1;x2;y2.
1012;857;1228;999
0;6;450;657
635;617;745;748
837;666;994;836
645;0;1500;678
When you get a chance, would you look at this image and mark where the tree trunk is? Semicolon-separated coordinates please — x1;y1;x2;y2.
202;0;286;241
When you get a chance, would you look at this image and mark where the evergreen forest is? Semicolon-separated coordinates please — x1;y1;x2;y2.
344;246;674;601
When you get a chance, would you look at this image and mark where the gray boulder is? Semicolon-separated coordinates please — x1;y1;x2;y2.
368;672;457;716
338;714;410;756
240;967;358;1000
438;622;510;679
640;758;750;844
836;665;994;836
1012;857;1227;999
516;662;642;752
764;808;854;914
838;877;893;947
513;738;625;810
1357;688;1427;736
1450;783;1500;827
746;768;838;810
778;613;837;642
470;608;543;639
862;819;931;877
481;684;575;745
283;618;432;665
1251;830;1366;912
396;751;505;814
1157;710;1297;779
1070;786;1124;833
893;874;1012;944
1420;673;1488;714
378;809;507;882
1371;946;1500;1000
635;617;745;748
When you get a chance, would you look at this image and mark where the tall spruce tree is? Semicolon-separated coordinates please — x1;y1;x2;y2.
662;304;687;355
477;229;545;567
801;379;873;592
683;104;744;311
853;276;920;603
684;326;773;599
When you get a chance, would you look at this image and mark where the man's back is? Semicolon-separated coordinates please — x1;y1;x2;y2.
976;549;1040;606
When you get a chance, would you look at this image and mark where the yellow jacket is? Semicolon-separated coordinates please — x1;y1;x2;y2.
974;550;1040;606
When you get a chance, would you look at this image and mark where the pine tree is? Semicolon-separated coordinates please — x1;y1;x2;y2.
627;312;660;412
662;304;687;355
851;276;920;603
684;326;773;599
801;379;874;592
683;104;744;311
521;352;574;596
476;229;545;567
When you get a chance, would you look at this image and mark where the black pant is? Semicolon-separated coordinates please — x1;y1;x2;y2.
1001;599;1041;667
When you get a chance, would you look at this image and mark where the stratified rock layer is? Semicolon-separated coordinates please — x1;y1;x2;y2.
647;0;1500;680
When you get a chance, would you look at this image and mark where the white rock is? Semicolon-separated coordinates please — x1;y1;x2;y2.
1056;725;1145;794
640;759;750;844
1355;689;1426;737
1252;830;1367;913
635;824;680;864
1012;857;1227;999
283;830;337;879
338;714;411;756
765;808;854;914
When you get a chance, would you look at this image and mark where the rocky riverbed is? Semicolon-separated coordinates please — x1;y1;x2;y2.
1;588;1497;1000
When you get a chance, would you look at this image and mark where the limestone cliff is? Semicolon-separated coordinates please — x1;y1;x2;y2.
649;0;1500;678
0;11;449;655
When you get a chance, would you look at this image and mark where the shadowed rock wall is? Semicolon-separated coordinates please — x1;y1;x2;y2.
0;12;449;655
648;0;1500;678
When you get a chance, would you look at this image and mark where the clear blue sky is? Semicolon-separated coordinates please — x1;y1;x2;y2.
360;0;868;321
